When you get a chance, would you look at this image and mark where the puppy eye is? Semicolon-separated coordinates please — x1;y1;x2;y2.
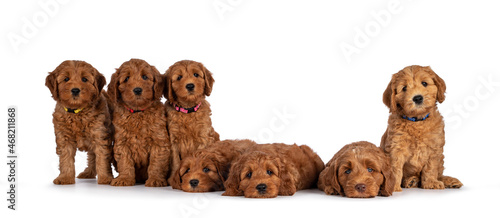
193;73;199;77
422;82;428;87
367;168;374;173
64;77;69;82
82;77;88;82
142;75;148;80
185;168;190;174
345;169;352;174
246;172;252;178
177;75;182;81
124;77;129;82
203;168;210;173
266;170;273;175
402;86;407;92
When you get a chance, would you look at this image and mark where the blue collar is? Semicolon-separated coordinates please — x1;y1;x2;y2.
402;113;429;122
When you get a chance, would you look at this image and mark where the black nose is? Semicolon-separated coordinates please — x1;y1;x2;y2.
71;88;80;96
186;83;195;91
256;183;267;192
189;179;199;188
355;183;366;193
413;95;424;104
133;87;142;95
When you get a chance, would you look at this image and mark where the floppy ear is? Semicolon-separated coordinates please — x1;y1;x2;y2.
45;71;59;101
93;69;106;95
277;158;297;196
163;67;176;103
222;160;244;196
427;66;446;103
107;69;121;103
379;152;395;196
151;66;164;101
201;63;215;96
382;75;397;113
170;166;183;190
318;165;336;195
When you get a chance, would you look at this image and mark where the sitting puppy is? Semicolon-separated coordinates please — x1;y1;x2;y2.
381;65;462;191
107;58;171;187
223;143;325;198
318;141;395;198
170;139;257;192
163;60;220;184
45;60;113;185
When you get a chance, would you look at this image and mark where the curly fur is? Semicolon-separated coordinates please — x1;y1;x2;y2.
380;65;462;191
46;60;114;185
107;58;171;187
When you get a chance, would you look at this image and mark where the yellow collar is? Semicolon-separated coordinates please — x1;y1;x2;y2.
64;107;83;114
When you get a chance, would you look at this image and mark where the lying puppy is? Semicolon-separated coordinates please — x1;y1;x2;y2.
107;58;171;187
381;65;462;191
170;139;257;192
318;141;395;198
223;143;325;198
45;60;113;185
163;60;220;185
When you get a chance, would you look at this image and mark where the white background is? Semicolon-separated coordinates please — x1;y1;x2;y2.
1;0;499;217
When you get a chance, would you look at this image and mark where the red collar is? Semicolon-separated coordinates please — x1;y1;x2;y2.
174;103;201;113
125;106;145;113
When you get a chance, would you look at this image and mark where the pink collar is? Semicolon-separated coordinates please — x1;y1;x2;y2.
175;103;201;113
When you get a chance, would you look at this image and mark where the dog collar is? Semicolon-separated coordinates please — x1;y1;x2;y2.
402;113;429;122
125;106;145;113
64;107;83;114
174;103;201;114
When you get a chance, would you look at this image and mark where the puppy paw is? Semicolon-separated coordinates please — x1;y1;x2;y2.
53;176;75;185
97;176;113;185
111;177;135;186
145;178;168;187
394;186;403;192
402;176;420;188
421;180;445;189
440;176;463;189
77;169;96;179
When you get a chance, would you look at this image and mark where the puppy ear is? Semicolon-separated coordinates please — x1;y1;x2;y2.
222;160;244;196
45;71;59;101
382;75;398;113
170;166;183;190
93;69;107;95
201;63;215;96
427;66;446;103
107;69;121;103
379;152;395;196
163;67;176;103
318;165;336;195
277;158;297;196
151;66;164;101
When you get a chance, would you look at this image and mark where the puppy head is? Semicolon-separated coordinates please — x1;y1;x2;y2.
45;60;106;109
108;59;163;110
319;141;394;198
383;65;446;117
224;151;291;198
163;60;214;107
171;153;226;192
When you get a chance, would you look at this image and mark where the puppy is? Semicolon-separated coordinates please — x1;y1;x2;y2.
223;143;325;198
163;60;220;184
107;58;171;187
381;65;462;191
170;139;257;192
318;141;395;198
45;60;113;185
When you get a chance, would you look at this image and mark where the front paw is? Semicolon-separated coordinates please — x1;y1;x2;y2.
77;169;96;179
97;175;114;185
54;175;75;185
111;177;135;186
441;176;463;189
402;176;420;188
394;186;403;192
422;180;445;189
145;178;168;187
